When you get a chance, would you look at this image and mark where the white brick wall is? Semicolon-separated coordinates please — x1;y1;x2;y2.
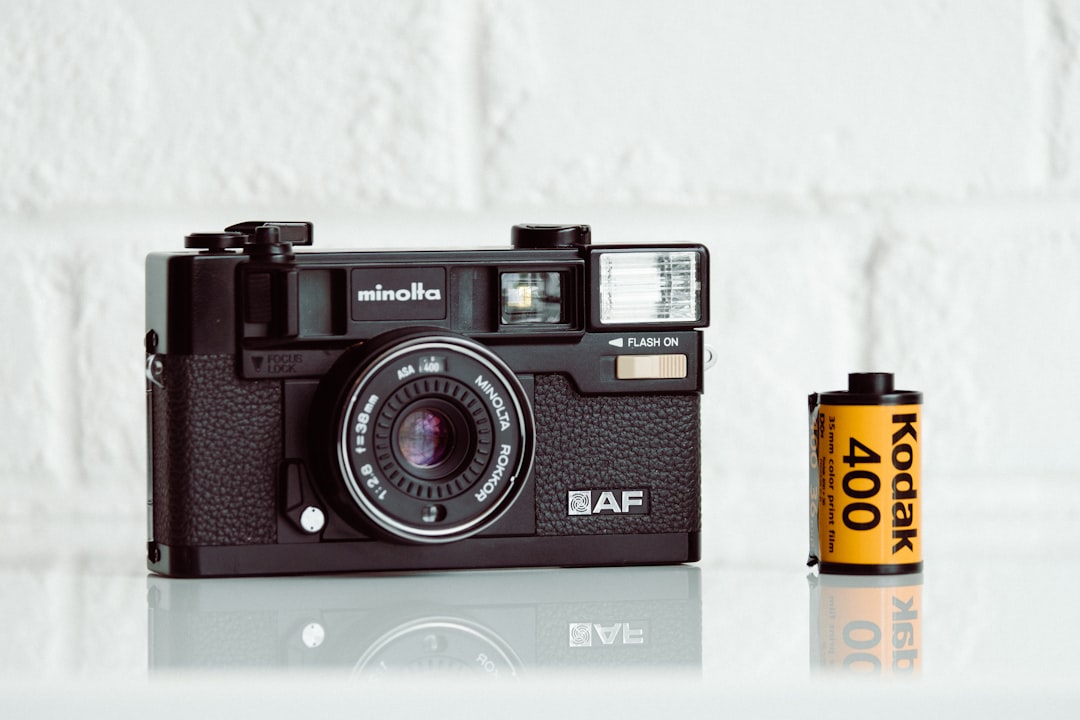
481;0;1037;201
2;0;1079;565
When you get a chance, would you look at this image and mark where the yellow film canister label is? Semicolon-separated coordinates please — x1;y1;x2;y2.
808;373;923;575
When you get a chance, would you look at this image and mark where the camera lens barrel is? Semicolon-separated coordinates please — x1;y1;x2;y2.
316;332;534;544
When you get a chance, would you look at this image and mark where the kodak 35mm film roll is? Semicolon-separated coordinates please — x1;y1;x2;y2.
808;373;922;575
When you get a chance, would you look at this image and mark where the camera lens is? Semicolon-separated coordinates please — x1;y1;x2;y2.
397;407;454;470
389;397;474;482
317;331;534;544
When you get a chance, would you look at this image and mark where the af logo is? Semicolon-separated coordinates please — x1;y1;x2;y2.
568;622;646;648
567;489;649;516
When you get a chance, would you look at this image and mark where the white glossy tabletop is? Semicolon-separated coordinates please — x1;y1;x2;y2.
0;513;1076;718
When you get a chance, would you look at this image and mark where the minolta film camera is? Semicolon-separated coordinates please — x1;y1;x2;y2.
145;221;709;577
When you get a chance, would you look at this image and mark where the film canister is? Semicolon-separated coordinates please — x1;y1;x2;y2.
808;373;923;575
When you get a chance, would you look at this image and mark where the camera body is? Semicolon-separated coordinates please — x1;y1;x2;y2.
146;221;709;577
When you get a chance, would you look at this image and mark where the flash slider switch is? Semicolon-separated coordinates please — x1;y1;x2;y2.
615;354;688;380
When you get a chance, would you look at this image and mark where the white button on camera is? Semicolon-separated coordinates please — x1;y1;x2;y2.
301;622;325;649
616;354;688;380
299;506;326;533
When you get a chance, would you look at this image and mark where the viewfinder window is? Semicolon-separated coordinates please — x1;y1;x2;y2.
500;272;563;325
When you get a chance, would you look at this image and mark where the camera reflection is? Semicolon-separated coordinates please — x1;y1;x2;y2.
148;566;700;678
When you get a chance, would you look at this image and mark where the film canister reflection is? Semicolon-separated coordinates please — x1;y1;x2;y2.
808;573;922;676
808;373;922;575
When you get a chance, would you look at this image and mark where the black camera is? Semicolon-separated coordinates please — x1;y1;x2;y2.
145;221;709;577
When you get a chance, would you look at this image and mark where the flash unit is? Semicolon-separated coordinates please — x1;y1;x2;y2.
598;250;701;325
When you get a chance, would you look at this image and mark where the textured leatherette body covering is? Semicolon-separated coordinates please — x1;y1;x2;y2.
151;354;280;546
532;374;701;536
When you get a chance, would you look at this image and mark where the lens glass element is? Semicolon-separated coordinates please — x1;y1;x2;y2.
397;407;455;469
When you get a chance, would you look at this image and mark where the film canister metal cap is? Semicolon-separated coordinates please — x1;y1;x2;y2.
819;372;922;407
808;373;923;576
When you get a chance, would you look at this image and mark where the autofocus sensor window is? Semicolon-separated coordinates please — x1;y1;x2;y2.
500;272;563;324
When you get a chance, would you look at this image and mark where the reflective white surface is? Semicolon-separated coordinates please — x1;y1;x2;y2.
0;518;1077;717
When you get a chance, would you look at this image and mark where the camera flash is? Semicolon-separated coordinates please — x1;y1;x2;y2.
598;251;700;325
